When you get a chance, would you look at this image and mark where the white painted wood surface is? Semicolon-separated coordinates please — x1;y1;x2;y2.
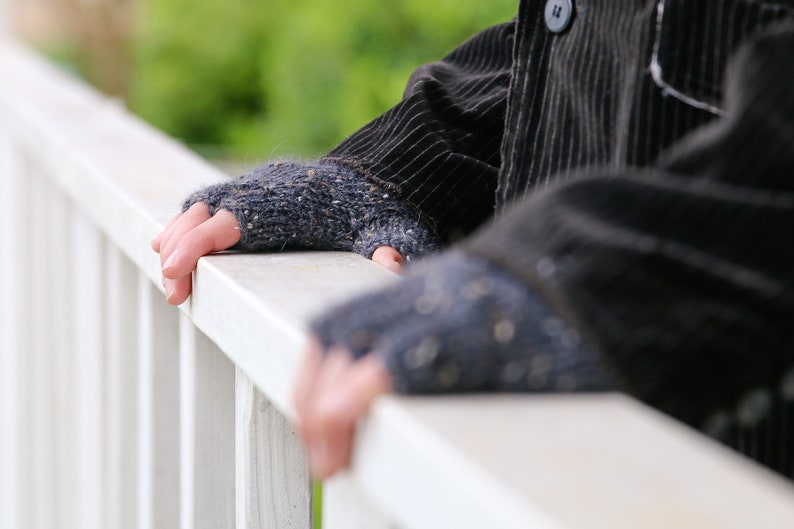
47;186;76;529
354;395;794;529
30;165;55;529
323;475;392;529
235;371;312;529
137;278;181;529
1;38;794;529
0;127;23;529
104;246;140;529
72;205;107;529
179;316;235;529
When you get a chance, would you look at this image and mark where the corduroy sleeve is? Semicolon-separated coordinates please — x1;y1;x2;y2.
463;24;794;435
324;20;515;243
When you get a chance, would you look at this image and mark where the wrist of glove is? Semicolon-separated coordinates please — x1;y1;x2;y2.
310;251;615;394
183;161;440;260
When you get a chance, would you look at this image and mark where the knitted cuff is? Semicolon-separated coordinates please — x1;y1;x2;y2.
182;161;440;260
311;251;615;394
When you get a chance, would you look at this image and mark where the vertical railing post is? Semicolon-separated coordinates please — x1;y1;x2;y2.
0;125;22;529
29;165;55;529
104;246;140;529
71;208;106;529
47;185;75;529
178;315;235;529
137;276;181;529
235;372;312;529
0;139;40;529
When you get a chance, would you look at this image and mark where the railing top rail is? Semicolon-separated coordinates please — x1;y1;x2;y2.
2;39;794;529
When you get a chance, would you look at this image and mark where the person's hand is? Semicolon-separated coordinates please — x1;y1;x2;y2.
293;340;392;479
151;202;242;305
152;203;407;305
291;250;612;480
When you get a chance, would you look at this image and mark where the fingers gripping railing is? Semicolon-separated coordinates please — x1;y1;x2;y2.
2;39;794;529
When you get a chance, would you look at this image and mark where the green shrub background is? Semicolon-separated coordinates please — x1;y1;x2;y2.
129;0;517;159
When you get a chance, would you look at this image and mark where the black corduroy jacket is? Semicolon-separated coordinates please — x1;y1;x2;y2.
323;0;794;474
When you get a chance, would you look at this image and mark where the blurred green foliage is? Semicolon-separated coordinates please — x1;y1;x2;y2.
129;0;517;159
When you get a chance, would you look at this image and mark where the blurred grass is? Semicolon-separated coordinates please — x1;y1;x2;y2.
313;480;322;528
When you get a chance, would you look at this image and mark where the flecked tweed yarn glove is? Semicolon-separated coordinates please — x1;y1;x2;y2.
311;251;616;394
182;161;440;260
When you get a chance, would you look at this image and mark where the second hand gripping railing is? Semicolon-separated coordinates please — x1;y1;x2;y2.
1;39;794;529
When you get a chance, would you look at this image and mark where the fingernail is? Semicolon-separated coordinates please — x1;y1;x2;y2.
164;278;174;300
163;250;179;271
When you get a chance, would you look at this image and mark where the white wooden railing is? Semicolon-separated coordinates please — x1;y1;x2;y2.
2;40;794;529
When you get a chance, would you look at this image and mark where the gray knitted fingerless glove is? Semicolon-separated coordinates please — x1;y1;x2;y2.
311;251;616;394
183;161;440;260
